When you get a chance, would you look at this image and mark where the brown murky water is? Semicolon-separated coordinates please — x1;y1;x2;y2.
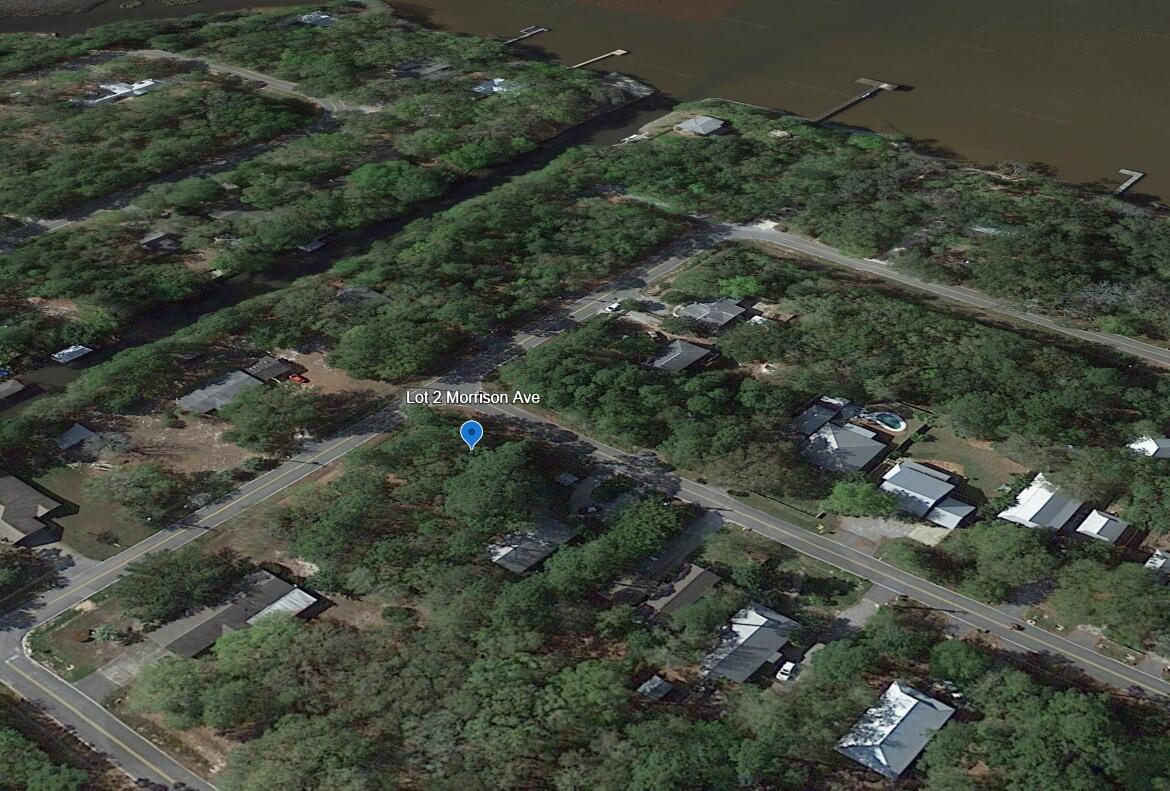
2;0;1169;196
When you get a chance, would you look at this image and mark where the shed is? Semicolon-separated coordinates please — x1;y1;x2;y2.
637;675;674;701
57;423;96;450
51;345;93;364
243;356;295;383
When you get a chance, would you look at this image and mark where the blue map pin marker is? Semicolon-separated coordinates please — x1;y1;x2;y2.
460;420;484;451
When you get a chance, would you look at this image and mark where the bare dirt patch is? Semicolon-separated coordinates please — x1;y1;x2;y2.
117;412;256;474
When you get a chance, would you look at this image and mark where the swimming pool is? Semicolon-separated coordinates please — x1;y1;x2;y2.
869;411;907;432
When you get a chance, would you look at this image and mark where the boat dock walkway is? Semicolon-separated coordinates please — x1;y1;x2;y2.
1115;168;1146;195
504;26;549;44
812;78;900;123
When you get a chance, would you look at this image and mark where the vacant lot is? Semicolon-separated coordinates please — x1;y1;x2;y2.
28;592;135;681
908;421;1026;498
35;466;154;559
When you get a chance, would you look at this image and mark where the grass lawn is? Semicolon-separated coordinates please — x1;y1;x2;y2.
27;591;135;681
735;491;837;533
906;420;1025;499
700;528;866;612
35;466;155;560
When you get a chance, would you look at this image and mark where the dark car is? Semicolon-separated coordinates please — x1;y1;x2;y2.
577;505;602;515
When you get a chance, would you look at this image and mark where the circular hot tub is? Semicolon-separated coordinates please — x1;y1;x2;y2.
869;411;907;433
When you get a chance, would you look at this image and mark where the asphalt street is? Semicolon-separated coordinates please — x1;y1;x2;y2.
6;217;1170;787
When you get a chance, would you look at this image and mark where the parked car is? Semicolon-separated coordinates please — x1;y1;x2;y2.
774;661;798;682
603;302;622;313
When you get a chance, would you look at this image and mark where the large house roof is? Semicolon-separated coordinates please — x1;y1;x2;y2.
650;340;712;373
802;423;886;472
147;570;315;658
675;115;726;136
837;681;955;780
677;299;745;327
1129;436;1170;459
0;474;62;546
488;519;577;574
792;403;840;437
1075;509;1129;544
880;461;955;517
701;603;797;683
176;370;263;414
998;473;1083;530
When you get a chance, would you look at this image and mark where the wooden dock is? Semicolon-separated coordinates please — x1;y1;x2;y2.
571;49;628;69
1115;168;1146;195
504;26;549;44
811;78;899;124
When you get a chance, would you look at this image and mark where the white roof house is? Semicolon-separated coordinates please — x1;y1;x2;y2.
1075;509;1129;544
51;345;93;364
998;473;1083;530
472;77;523;96
1129;436;1170;459
89;80;161;105
676;299;746;328
880;461;975;529
837;681;954;780
700;603;797;683
298;11;335;26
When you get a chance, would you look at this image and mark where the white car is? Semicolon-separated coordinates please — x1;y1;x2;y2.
603;302;622;313
774;661;798;682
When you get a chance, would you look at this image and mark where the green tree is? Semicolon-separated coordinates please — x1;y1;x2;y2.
120;547;251;624
929;640;992;683
821;479;899;517
219;382;329;453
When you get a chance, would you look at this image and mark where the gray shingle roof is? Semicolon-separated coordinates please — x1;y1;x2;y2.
837;681;954;779
489;519;577;574
880;462;955;517
675;115;726;135
677;299;745;327
701;603;797;683
637;675;674;700
57;423;96;450
0;474;61;546
176;371;263;414
802;423;886;472
147;570;315;658
651;340;712;373
243;356;295;383
644;563;720;619
792;403;840;437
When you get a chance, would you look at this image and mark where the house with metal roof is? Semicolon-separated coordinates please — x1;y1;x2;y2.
1146;549;1169;573
1075;509;1129;544
676;298;746;328
837;681;954;780
674;115;728;136
87;80;162;105
488;519;577;574
802;422;887;473
0;474;63;547
1129;436;1170;459
649;339;714;373
700;603;798;683
998;473;1083;530
147;570;317;658
298;10;335;26
176;371;263;414
880;461;975;529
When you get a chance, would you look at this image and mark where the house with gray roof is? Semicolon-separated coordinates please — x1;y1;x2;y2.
700;603;798;683
650;339;714;373
0;379;27;404
57;423;96;451
176;370;263;414
837;681;954;780
642;564;721;620
0;474;63;547
674;115;727;136
488;519;577;574
147;570;317;658
1075;509;1129;544
998;473;1083;530
880;461;975;529
676;298;746;328
802;422;887;473
637;675;674;701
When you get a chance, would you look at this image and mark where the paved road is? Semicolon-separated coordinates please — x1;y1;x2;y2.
0;237;707;788
728;221;1170;369
0;429;382;790
7;215;1170;785
467;397;1170;700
